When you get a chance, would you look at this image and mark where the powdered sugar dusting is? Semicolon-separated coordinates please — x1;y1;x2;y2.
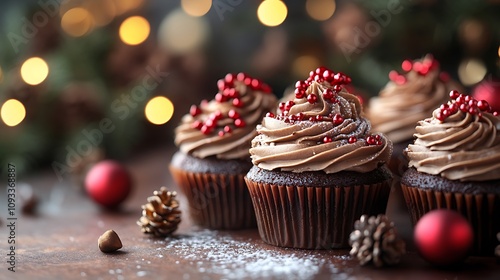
159;229;343;279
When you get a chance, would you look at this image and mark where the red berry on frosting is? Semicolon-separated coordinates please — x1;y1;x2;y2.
266;112;275;118
217;79;229;91
236;72;247;81
315;115;323;121
225;73;235;83
323;89;334;100
348;136;357;144
201;125;212;134
401;60;413;72
250;78;261;90
307;94;317;104
295;88;306;99
233;98;244;108
228;109;240;119
212;110;223;120
477;100;490;111
366;136;376;145
218;131;225;137
234;118;245;128
295;80;307;89
192;120;203;129
459;104;469;112
215;93;227;103
435;111;445;121
205;118;216;128
190;105;201;116
332;114;343;125
323;136;332;143
285;101;295;111
224;125;232;133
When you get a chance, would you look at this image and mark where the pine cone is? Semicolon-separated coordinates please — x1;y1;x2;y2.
137;187;181;237
349;214;405;267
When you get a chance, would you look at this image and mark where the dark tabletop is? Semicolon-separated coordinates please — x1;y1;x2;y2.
1;146;499;280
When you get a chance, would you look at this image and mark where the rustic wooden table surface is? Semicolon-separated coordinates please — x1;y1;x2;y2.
1;145;499;280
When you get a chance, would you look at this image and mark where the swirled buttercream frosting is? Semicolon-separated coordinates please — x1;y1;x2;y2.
174;73;277;160
407;90;500;181
250;67;392;173
368;55;462;143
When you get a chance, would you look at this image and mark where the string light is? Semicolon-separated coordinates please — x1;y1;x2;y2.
306;0;336;21
1;99;26;127
181;0;212;17
119;16;150;45
61;7;94;37
458;59;487;86
20;57;49;86
145;96;174;125
257;0;288;27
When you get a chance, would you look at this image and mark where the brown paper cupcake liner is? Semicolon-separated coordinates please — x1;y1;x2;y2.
401;183;500;255
245;178;392;249
169;165;257;230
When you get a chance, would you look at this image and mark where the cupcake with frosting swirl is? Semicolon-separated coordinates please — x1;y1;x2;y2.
401;90;500;255
367;54;462;176
245;67;393;249
170;73;277;229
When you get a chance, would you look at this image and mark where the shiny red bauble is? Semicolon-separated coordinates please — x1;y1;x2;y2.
85;160;132;208
414;209;474;266
472;79;500;112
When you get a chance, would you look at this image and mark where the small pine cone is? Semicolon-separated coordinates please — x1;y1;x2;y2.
349;214;405;267
137;187;181;237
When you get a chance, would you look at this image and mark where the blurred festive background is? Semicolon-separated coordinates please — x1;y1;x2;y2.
0;0;499;178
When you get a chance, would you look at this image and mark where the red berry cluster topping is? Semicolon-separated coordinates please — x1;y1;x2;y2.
389;56;445;85
189;73;272;136
365;134;383;146
436;90;499;121
293;67;351;102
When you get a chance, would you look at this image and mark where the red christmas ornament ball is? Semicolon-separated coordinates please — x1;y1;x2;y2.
472;79;500;112
414;209;474;266
85;160;132;208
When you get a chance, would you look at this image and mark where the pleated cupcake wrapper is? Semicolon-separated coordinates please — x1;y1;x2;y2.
245;178;392;249
401;184;500;256
169;165;257;230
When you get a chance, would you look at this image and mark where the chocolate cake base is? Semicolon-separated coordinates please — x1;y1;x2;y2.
401;167;500;255
169;151;256;230
245;166;392;249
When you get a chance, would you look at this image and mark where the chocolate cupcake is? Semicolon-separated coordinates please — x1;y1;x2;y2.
170;73;277;229
245;67;393;249
401;90;500;255
367;55;462;177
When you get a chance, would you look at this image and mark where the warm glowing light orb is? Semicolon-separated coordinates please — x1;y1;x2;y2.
181;0;212;17
145;96;174;125
257;0;288;27
458;59;487;86
119;16;150;45
20;57;49;86
292;55;321;78
1;99;26;127
306;0;336;21
61;7;94;37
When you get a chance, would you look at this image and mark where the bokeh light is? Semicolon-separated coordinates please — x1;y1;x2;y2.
1;99;26;127
458;59;487;86
145;96;174;125
20;57;49;86
158;9;210;54
306;0;336;21
85;0;117;27
498;45;500;57
257;0;288;27
119;16;150;45
61;7;94;37
292;55;320;78
181;0;212;17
